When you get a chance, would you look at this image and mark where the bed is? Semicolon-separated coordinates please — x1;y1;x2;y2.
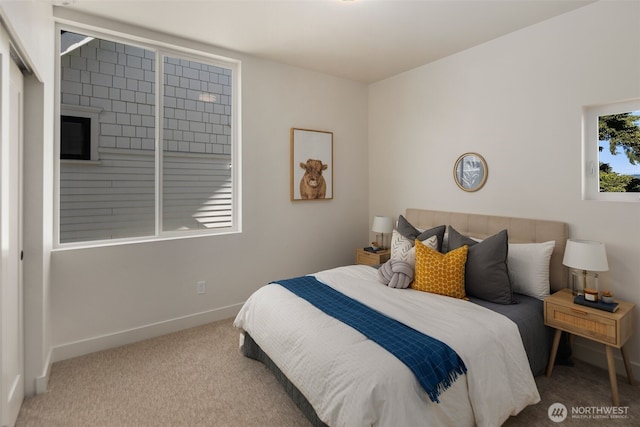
234;209;569;427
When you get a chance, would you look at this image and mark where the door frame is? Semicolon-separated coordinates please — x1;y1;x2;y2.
0;29;25;427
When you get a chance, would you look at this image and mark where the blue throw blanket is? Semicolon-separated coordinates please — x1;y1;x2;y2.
272;275;467;403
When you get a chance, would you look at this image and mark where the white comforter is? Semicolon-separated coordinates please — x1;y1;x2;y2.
234;265;540;427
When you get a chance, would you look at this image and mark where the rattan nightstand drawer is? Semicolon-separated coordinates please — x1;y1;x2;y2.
355;248;390;266
546;301;617;345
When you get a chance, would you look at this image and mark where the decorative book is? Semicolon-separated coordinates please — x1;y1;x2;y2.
573;295;619;313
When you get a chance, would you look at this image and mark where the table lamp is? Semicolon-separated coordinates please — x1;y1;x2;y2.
562;239;609;296
371;216;393;250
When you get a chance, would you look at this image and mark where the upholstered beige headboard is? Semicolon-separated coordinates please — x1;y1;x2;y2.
405;209;569;292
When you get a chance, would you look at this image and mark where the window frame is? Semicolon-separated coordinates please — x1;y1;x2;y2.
54;24;242;249
582;98;640;203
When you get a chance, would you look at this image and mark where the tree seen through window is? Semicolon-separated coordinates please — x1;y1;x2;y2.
598;111;640;192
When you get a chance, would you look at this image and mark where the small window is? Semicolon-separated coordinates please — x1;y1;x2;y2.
583;99;640;202
61;115;91;160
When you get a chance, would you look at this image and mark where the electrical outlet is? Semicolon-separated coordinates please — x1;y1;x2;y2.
196;280;206;294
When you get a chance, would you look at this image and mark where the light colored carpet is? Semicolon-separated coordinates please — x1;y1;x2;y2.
16;318;639;426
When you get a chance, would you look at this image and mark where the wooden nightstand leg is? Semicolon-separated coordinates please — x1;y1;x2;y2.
621;345;636;386
546;329;562;377
605;345;620;406
568;333;574;349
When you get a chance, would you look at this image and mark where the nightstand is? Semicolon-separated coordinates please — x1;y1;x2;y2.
355;248;390;266
544;288;636;406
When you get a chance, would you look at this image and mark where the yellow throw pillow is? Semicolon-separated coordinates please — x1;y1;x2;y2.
412;240;468;299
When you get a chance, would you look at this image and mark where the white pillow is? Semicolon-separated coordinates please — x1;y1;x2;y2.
390;230;437;267
507;241;555;300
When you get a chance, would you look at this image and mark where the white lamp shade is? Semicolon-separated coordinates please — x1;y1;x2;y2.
371;216;393;234
562;239;609;272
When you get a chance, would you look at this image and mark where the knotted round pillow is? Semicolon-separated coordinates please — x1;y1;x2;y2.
377;259;414;289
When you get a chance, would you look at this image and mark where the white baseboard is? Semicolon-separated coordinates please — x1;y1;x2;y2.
572;338;640;380
51;303;243;364
34;347;53;395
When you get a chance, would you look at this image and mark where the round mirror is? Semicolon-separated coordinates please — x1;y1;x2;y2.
453;153;487;192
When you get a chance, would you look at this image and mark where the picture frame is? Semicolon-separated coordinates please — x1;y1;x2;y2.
290;128;333;201
453;152;488;192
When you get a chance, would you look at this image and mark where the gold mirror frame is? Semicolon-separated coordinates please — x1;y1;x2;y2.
453;152;488;192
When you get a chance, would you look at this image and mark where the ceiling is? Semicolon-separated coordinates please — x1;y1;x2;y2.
56;0;595;83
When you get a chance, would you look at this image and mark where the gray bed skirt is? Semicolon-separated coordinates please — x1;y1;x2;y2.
242;332;329;427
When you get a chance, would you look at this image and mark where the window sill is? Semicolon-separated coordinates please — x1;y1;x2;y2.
53;227;242;252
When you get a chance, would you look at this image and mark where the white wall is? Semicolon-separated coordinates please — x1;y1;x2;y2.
50;11;369;359
369;0;640;377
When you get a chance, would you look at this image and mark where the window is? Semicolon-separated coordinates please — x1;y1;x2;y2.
59;104;101;162
57;28;240;245
61;115;91;160
583;99;640;202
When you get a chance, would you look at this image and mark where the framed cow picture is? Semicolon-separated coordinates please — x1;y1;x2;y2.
290;128;333;201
